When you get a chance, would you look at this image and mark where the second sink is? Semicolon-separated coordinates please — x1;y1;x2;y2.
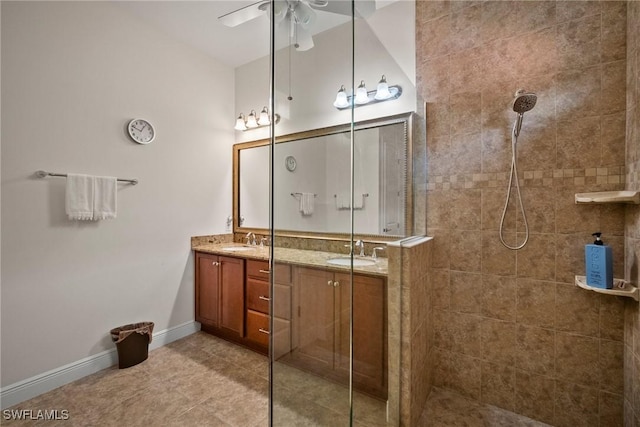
326;257;376;267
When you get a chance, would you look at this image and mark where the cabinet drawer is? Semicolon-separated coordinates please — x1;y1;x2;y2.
246;309;270;348
247;278;269;313
246;279;292;319
246;260;292;284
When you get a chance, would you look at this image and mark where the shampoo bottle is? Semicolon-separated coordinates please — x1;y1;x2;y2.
584;232;613;289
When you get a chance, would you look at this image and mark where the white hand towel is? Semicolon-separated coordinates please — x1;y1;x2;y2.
336;193;350;209
300;193;314;216
94;176;117;220
65;174;94;220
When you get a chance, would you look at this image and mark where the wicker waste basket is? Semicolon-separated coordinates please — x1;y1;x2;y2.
110;322;154;369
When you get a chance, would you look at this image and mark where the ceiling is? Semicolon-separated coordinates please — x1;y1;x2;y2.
114;1;400;69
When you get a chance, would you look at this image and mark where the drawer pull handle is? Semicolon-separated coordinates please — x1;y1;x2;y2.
258;295;271;301
259;269;271;274
258;328;270;335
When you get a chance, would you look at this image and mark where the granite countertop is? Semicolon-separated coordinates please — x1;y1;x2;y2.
191;242;388;277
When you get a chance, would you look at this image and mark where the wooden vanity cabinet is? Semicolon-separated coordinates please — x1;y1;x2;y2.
245;259;292;358
291;266;387;399
195;252;245;340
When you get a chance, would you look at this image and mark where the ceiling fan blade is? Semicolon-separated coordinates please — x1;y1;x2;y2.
314;0;376;19
294;24;314;51
218;1;269;27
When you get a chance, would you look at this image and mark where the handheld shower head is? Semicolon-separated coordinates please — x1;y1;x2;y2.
513;89;537;114
512;89;537;138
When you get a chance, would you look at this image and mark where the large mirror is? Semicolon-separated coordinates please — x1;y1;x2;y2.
233;113;413;239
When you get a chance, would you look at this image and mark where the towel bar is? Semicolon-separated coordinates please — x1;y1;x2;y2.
36;170;138;185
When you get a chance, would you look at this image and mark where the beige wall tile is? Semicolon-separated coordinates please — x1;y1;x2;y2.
448;353;481;400
600;295;625;342
555;283;599;337
481;318;516;365
515;370;555;424
481;231;516;276
516;325;555;376
450;229;482;272
556;14;601;70
554;380;599;427
555;332;599;386
602;60;627;115
516;278;556;328
449;189;482;230
450;271;482;314
480;361;515;411
600;339;624;394
515;233;556;281
599;390;624;427
450;4;482;53
556;1;602;23
449;313;482;357
481;274;516;321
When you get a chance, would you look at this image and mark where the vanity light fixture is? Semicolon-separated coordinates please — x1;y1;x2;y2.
234;107;280;131
332;75;402;110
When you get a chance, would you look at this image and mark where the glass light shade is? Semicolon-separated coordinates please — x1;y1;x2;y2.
258;107;270;126
354;81;369;105
246;110;258;128
333;86;349;108
234;114;247;131
374;75;392;100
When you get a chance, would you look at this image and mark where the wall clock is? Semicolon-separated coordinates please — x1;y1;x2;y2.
285;155;297;172
127;118;155;144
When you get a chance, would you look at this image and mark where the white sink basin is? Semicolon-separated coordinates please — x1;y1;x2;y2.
326;257;376;267
222;246;254;252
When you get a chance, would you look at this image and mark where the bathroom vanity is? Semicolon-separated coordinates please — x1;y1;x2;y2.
192;242;388;399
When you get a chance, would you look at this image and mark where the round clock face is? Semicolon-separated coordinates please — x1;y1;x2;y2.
128;119;155;144
285;155;297;172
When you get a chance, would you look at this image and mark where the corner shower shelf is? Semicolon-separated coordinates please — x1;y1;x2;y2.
575;275;639;301
574;191;640;204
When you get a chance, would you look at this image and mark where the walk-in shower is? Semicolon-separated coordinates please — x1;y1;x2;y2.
499;89;537;250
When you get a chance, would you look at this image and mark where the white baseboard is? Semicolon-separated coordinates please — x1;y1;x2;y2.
0;321;199;410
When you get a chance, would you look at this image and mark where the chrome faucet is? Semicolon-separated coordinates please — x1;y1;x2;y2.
245;232;256;246
355;240;365;257
372;247;385;259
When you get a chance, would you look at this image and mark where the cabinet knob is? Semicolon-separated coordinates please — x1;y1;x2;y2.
212;261;220;266
258;328;270;335
258;295;271;301
327;280;333;286
334;281;340;287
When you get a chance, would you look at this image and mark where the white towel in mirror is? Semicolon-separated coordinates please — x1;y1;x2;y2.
300;193;314;216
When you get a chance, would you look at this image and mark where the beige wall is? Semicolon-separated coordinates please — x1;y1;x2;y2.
624;1;640;425
417;1;628;425
1;2;235;387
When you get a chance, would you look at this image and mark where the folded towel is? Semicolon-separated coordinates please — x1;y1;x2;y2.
65;174;94;220
353;195;364;209
300;193;314;216
94;176;117;220
335;193;350;210
65;174;117;220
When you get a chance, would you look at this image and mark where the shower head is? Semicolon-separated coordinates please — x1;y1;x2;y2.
512;89;537;114
512;89;537;138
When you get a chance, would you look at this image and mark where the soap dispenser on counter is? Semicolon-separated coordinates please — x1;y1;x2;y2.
585;232;613;289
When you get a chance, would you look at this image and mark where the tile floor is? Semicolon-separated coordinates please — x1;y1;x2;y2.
4;332;550;426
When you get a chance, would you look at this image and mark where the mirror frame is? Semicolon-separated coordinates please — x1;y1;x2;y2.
232;112;414;242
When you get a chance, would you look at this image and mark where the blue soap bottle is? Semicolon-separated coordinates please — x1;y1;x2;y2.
584;232;613;289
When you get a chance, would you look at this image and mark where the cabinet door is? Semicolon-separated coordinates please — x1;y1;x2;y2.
294;267;335;371
335;272;386;398
219;256;245;337
195;253;219;327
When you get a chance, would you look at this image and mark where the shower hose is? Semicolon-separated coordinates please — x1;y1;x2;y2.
499;119;529;250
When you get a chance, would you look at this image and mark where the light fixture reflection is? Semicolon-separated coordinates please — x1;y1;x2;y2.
354;81;369;105
333;85;349;108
